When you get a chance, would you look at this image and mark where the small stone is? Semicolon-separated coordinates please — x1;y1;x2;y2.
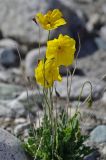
90;125;106;143
14;118;27;124
0;48;20;68
14;122;30;136
86;14;100;32
0;128;29;160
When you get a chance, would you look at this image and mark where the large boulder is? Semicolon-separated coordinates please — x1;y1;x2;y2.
0;128;29;160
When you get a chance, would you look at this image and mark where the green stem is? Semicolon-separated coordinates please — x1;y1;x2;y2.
76;81;93;111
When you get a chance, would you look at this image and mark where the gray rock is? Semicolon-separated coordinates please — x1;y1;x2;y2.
0;48;20;68
0;0;48;44
0;83;24;100
0;38;19;50
55;76;105;100
0;71;12;82
17;90;43;110
100;25;106;42
0;69;23;84
0;128;29;160
14;122;30;136
8;100;26;118
77;50;106;79
102;92;106;104
86;13;100;32
90;125;106;143
102;3;106;14
95;38;106;50
59;66;85;77
0;100;25;118
25;47;46;77
0;102;11;118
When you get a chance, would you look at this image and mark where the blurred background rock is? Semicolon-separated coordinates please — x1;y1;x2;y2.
0;0;106;159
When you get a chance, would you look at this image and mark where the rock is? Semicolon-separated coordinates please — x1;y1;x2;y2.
0;68;23;84
0;0;48;44
25;47;46;77
101;145;106;157
0;100;25;118
102;3;106;14
0;48;20;68
0;102;11;118
0;38;19;50
102;92;106;104
0;71;12;82
0;83;24;100
17;90;43;110
59;66;85;77
14;118;27;125
95;38;106;50
90;125;106;143
77;50;106;79
55;76;105;100
0;128;29;160
14;122;30;136
86;13;100;32
8;100;26;118
100;25;106;42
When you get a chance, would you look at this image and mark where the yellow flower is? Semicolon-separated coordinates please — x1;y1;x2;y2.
35;59;62;88
46;34;76;66
35;9;66;30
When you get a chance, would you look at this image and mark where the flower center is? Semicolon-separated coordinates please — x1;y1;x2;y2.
58;46;61;49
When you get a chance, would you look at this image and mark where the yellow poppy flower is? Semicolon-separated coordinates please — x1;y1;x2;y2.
46;34;76;66
35;9;66;30
35;59;62;88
